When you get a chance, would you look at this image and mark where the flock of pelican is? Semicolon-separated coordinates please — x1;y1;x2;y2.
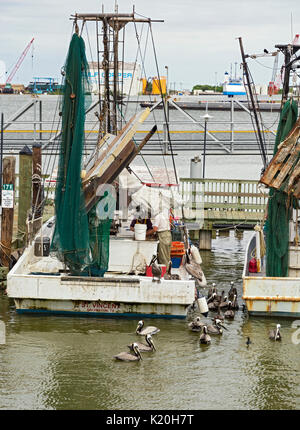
189;282;283;346
114;320;160;362
113;285;283;361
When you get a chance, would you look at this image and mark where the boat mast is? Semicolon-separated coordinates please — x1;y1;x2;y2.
238;37;268;170
275;42;300;107
73;9;163;136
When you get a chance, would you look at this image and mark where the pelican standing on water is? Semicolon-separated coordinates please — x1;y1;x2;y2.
269;324;282;341
114;343;142;361
136;320;160;336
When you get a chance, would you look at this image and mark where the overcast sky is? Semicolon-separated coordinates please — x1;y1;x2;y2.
0;0;299;89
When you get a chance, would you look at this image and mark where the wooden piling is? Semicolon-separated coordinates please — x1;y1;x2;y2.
199;229;212;250
16;146;32;248
32;143;42;237
0;157;16;267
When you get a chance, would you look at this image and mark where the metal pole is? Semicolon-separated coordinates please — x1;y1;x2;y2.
203;119;207;178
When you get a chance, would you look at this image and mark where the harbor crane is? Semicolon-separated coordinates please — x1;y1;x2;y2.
5;38;34;84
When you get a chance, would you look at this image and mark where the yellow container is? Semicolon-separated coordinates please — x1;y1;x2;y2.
141;78;148;94
151;76;166;95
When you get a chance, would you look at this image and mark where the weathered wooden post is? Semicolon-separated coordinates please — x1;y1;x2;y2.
16;146;32;248
32;143;42;237
0;157;16;268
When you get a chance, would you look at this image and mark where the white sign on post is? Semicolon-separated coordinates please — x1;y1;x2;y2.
2;184;14;209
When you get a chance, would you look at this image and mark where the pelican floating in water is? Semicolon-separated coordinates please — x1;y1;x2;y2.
136;320;160;336
224;301;235;319
200;326;211;344
128;334;156;352
206;318;227;335
188;316;205;332
114;343;142;361
269;324;282;341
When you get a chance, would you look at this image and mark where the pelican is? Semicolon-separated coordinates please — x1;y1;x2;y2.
114;343;142;361
183;251;204;284
128;334;156;352
212;305;225;321
219;295;229;310
200;325;211;345
269;324;282;341
206;318;227;335
164;260;180;280
231;294;239;311
150;255;162;283
224;301;235;319
188;316;205;332
136;320;160;336
207;283;217;299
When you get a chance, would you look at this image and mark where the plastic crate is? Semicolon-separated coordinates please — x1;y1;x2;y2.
171;256;182;268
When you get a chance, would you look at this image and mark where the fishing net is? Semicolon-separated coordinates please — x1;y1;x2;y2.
50;32;112;275
266;99;298;277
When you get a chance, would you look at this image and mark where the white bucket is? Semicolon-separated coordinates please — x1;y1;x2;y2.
134;224;147;240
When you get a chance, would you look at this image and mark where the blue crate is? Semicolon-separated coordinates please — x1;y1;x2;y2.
171;256;182;268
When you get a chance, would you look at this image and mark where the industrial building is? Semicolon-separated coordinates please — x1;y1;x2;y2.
88;61;142;96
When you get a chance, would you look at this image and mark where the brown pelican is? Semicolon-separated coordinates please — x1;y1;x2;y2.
128;334;156;352
200;325;211;345
212;305;225;321
207;283;217;299
219;296;229;310
224;302;235;319
183;251;204;284
188;316;205;332
231;294;239;311
136;320;160;336
164;260;180;280
114;343;142;361
206;318;227;335
269;324;282;341
149;255;162;282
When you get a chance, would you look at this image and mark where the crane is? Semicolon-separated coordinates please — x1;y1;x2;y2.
268;51;280;96
5;38;34;85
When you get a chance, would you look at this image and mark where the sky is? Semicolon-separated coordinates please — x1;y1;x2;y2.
0;0;299;89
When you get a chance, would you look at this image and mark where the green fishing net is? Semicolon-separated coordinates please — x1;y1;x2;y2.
51;33;112;275
266;99;298;277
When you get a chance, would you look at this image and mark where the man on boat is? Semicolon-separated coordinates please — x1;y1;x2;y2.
151;208;172;266
130;206;154;237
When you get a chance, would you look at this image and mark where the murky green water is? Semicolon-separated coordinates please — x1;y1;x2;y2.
0;230;299;410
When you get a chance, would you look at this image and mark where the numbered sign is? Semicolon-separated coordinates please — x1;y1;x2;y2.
2;184;14;209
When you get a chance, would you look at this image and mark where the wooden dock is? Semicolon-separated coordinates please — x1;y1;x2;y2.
180;178;268;248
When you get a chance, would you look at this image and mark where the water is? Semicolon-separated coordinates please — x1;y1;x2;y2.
0;230;299;410
0;95;299;410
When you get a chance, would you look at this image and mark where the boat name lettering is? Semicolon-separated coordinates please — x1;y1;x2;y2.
80;301;120;312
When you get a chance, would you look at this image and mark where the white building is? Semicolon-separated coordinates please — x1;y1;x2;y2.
88;62;142;96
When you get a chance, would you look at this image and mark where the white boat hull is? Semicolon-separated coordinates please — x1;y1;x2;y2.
243;232;300;317
7;220;196;319
243;276;300;317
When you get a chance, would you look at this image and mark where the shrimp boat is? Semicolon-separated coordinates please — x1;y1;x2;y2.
6;7;207;319
242;38;300;317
